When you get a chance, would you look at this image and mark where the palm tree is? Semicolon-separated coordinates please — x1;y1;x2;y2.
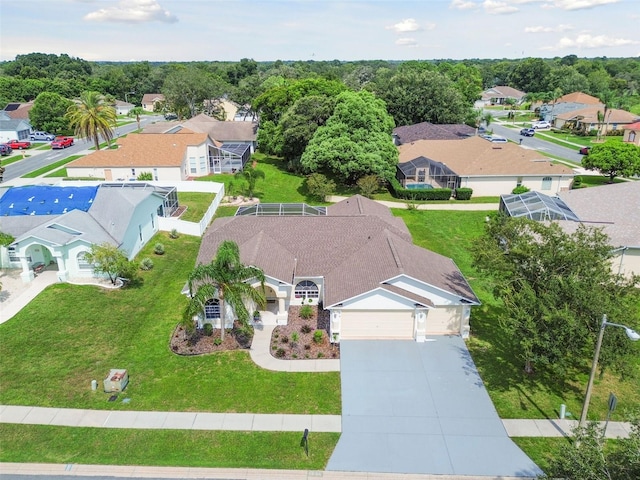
184;240;265;341
128;107;145;131
235;165;265;199
66;91;118;151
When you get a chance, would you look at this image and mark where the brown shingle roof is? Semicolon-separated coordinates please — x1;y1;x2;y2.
398;136;574;176
2;101;33;120
141;113;258;142
393;122;476;144
481;86;526;101
142;93;165;105
66;132;209;168
196;196;478;307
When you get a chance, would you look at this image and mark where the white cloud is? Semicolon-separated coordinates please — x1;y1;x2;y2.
546;0;620;10
450;0;479;10
386;19;421;33
525;24;573;33
84;0;178;24
483;0;519;15
554;33;637;49
396;38;419;47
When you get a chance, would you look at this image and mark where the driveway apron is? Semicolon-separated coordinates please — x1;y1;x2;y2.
326;338;543;477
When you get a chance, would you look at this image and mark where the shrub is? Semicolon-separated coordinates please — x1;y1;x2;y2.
169;229;179;239
291;331;299;342
454;188;473;200
304;344;311;350
154;243;165;255
275;348;286;358
299;305;313;319
317;352;324;358
313;330;324;344
306;173;336;201
203;323;213;336
357;174;381;198
572;176;582;189
512;185;530;194
281;335;289;344
301;324;312;334
137;172;153;181
139;257;154;271
213;338;222;346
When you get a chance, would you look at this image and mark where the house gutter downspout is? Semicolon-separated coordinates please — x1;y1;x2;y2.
611;246;628;276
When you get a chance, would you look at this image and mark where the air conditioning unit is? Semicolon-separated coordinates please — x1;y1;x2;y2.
103;369;129;393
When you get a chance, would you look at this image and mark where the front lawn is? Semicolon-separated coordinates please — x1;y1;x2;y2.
0;424;339;470
0;232;341;414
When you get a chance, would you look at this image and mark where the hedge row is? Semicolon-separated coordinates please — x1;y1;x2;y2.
388;178;449;200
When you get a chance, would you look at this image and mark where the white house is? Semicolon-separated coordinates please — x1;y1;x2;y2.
193;196;480;342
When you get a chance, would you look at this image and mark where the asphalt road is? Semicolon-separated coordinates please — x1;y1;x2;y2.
1;115;164;183
490;122;585;165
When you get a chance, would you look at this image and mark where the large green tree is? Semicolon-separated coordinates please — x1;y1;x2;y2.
472;215;640;376
582;141;640;182
65;91;117;150
162;66;228;119
372;68;469;126
184;240;265;341
29;91;73;134
300;90;398;183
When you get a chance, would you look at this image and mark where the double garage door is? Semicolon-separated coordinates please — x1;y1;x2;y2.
340;310;414;340
339;308;461;340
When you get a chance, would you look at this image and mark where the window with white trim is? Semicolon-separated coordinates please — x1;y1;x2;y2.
541;176;552;190
295;280;319;299
8;247;19;262
204;299;220;319
77;251;92;270
189;157;197;174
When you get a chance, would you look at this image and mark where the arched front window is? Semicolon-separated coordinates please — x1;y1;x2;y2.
77;251;92;270
294;280;319;299
204;299;220;319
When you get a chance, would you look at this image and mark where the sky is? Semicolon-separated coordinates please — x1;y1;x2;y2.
1;0;639;63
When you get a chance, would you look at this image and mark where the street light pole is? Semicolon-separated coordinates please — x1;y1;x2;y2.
125;91;135;104
579;314;640;427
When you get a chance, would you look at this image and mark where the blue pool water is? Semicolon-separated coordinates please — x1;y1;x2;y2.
406;183;433;190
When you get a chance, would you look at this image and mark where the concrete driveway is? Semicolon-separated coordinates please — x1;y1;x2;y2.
327;338;543;477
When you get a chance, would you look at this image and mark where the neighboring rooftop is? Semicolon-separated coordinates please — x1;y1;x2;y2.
143;113;258;142
555;92;603;105
393;122;476;144
556;106;639;124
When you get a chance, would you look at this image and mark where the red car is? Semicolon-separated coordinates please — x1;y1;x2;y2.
579;146;591;155
51;136;74;149
6;139;31;149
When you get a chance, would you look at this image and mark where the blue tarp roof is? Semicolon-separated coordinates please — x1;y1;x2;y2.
0;185;99;216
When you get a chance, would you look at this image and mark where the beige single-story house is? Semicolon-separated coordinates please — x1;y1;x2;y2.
66;131;251;180
193;195;480;342
553;106;639;133
540;91;604;123
475;86;526;107
397;136;574;196
141;93;165;112
623;121;640;146
115;100;135;116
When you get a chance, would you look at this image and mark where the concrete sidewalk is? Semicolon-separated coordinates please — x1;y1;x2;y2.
0;404;633;439
327;195;499;211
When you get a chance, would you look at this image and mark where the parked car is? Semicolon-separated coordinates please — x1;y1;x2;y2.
30;131;55;141
0;144;13;156
532;121;551;129
520;128;535;137
51;136;74;149
579;146;591;155
6;139;31;149
164;113;178;120
489;136;508;143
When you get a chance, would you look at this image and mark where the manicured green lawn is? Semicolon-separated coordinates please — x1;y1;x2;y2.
0;232;341;414
0;424;339;470
23;155;83;178
513;437;570;473
177;192;216;222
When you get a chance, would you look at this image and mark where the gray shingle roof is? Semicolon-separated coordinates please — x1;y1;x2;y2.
393;122;476;144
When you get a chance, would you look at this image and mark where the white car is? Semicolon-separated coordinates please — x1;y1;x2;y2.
489;136;508;143
532;121;551;129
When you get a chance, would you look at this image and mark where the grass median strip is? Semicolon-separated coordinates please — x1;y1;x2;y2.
22;155;83;178
0;424;339;470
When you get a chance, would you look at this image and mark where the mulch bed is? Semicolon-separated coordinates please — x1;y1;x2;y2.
169;306;340;360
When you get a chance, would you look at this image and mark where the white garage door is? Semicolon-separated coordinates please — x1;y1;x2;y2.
425;307;461;335
340;310;414;340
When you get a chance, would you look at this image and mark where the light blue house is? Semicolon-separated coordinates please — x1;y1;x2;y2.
0;183;170;283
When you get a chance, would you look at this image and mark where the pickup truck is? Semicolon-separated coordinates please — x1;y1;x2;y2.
30;131;55;141
6;139;31;149
51;136;74;149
